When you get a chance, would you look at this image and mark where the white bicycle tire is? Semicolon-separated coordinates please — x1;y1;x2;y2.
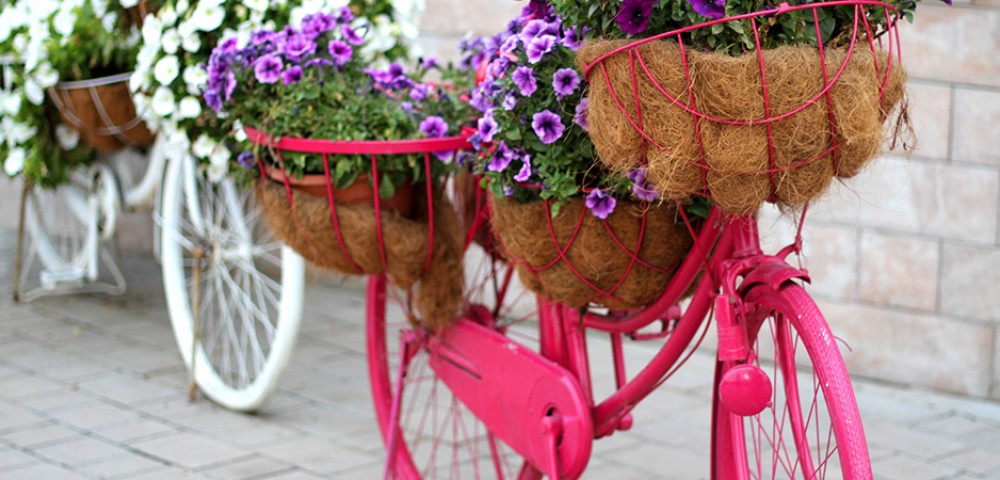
160;155;306;411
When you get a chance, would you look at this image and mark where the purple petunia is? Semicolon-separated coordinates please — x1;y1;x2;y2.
470;90;492;113
282;34;317;60
218;37;239;54
478;114;498;142
410;84;433;101
421;57;439;69
237;152;256;169
562;26;588;51
531;110;565;144
223;71;236;100
301;12;336;39
574;97;590;131
254;55;283;84
628;168;659;202
585;189;617;220
616;0;658;35
527;0;549;18
282;66;303;85
342;25;364;45
512;66;537;97
400;102;414;115
334;6;354;25
503;94;517;111
520;19;549;43
204;90;222;112
251;30;278;46
526;35;557;63
488;142;515;172
689;0;727;19
553;68;580;97
514;157;532;182
328;40;353;67
419;116;449;138
500;35;519;55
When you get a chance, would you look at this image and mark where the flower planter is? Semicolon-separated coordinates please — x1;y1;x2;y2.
262;163;415;218
579;36;906;215
48;73;155;153
490;194;693;310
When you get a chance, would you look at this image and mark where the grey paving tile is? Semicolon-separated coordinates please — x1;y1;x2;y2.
0;447;38;471
0;423;80;449
872;453;960;480
77;373;180;406
74;453;166;479
937;448;1000;476
93;418;177;444
0;461;91;479
133;432;251;470
32;436;130;466
252;436;379;475
46;402;140;431
200;455;292;480
0;403;47;432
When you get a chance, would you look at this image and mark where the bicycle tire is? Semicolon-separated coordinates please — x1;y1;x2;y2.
366;244;543;480
712;282;871;479
160;155;306;412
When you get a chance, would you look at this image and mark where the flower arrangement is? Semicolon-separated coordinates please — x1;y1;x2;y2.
470;7;649;218
0;0;149;186
206;7;475;196
130;0;424;183
552;0;937;55
469;6;693;311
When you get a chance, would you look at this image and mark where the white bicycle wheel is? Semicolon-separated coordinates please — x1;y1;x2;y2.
22;166;119;293
160;155;306;411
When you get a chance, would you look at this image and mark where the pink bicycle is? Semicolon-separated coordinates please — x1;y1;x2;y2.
257;1;904;478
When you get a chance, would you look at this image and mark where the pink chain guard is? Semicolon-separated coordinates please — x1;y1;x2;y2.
427;319;593;479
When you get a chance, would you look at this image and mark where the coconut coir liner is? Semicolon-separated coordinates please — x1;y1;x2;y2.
255;180;464;329
579;40;907;215
490;195;692;310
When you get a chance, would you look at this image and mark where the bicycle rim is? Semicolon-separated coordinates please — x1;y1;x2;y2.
161;156;305;411
713;283;871;480
366;243;542;480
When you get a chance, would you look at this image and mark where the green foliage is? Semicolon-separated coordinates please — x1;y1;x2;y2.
553;0;920;56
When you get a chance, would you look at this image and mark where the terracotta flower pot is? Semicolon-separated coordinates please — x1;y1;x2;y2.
48;73;155;153
261;162;415;217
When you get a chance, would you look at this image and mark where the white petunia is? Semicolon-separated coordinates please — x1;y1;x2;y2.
23;39;46;72
129;71;150;93
176;0;190;14
3;147;26;176
153;55;180;85
141;16;163;50
33;62;59;89
2;92;22;115
55;124;80;150
91;0;110;17
23;79;44;106
244;0;268;12
209;147;230;166
206;160;227;183
119;0;140;8
161;28;180;54
151;87;175;117
180;23;201;52
232;119;247;142
182;65;208;88
192;134;216;159
53;7;77;36
190;2;224;31
158;5;177;26
177;96;201;119
9;121;37;144
102;13;116;32
12;34;27;52
301;0;324;12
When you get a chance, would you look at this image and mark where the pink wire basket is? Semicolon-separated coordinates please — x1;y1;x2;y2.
579;0;907;215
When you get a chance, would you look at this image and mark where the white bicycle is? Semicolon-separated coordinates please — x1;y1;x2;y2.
10;67;306;412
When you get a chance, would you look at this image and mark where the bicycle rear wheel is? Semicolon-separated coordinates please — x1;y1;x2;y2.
712;283;870;479
160;155;306;411
366;244;543;480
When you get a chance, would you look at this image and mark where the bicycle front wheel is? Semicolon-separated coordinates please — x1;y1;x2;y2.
712;283;870;480
160;155;306;412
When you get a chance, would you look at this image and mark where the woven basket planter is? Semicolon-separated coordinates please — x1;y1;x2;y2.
580;39;906;215
48;73;155;153
490;195;693;310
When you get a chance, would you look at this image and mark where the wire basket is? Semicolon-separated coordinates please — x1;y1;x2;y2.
579;0;906;215
245;127;473;328
48;73;155;153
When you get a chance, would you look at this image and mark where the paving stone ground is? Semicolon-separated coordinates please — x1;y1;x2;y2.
2;227;999;480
